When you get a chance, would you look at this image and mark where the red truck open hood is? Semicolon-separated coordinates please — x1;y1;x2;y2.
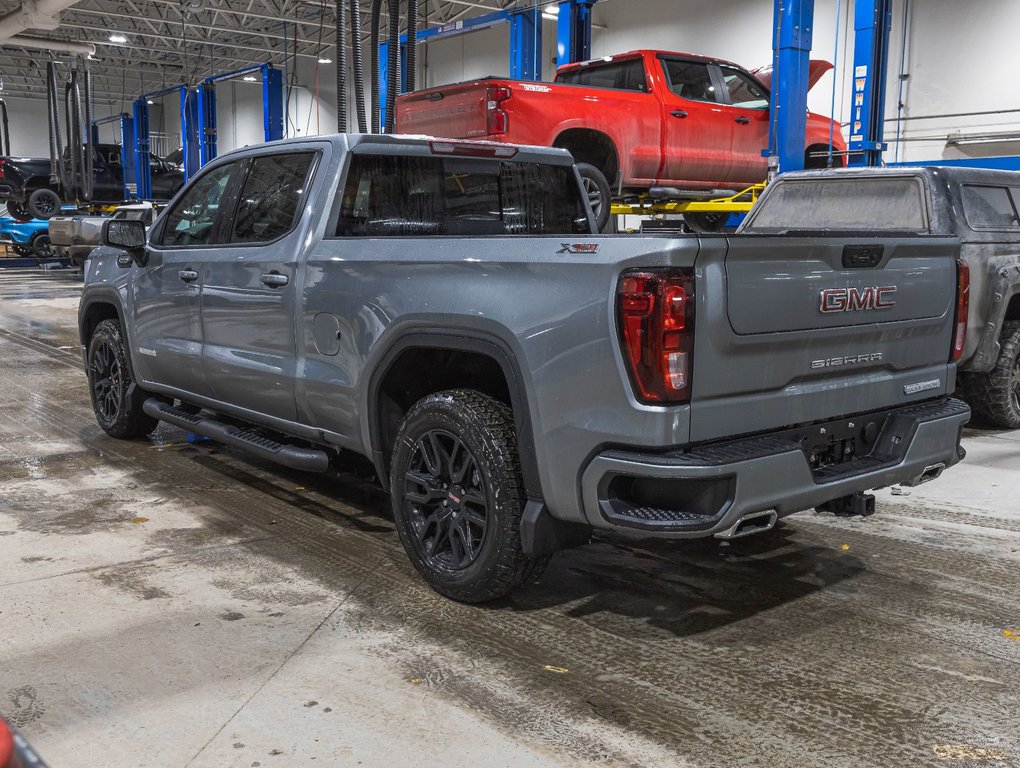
750;59;833;91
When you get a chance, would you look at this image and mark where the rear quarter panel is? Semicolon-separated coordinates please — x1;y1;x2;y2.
299;232;700;525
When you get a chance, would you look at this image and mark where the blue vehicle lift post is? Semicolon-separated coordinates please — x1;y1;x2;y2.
196;63;284;166
556;0;596;67
766;0;815;175
133;85;199;200
848;0;893;166
89;113;139;201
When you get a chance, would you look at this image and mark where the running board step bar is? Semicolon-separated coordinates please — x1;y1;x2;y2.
142;398;330;473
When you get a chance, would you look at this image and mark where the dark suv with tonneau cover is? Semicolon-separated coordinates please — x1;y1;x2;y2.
78;135;969;602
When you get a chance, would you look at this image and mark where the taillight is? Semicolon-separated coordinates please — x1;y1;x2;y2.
617;270;695;403
0;159;5;177
951;258;970;363
486;85;511;136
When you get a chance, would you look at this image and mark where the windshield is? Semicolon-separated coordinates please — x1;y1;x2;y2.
742;176;929;233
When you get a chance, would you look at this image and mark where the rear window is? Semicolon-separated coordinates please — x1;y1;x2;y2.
961;185;1020;229
336;154;591;237
556;59;647;91
743;177;928;233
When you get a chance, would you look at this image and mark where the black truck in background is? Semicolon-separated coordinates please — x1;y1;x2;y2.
0;143;184;220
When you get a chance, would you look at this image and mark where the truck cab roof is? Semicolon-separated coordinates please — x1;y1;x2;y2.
212;132;576;167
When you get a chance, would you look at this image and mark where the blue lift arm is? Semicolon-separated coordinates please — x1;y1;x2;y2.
848;0;893;166
766;0;815;175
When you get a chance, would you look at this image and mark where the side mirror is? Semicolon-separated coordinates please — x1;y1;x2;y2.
103;218;148;267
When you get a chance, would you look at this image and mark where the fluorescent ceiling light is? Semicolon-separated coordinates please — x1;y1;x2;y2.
318;57;332;64
542;5;558;19
146;99;154;105
108;33;127;43
242;75;257;82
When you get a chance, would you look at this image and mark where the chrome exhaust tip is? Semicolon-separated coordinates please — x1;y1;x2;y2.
714;509;778;540
906;462;946;487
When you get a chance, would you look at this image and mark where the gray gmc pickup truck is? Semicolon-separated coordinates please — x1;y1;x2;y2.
79;134;969;602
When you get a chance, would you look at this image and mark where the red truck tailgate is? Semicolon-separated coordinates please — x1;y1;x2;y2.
396;81;499;139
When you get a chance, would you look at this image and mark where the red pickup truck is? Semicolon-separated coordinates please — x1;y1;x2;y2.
395;49;845;230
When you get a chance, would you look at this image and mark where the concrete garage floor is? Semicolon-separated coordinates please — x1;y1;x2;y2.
0;268;1018;768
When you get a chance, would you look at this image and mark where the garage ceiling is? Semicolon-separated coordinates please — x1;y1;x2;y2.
0;0;519;105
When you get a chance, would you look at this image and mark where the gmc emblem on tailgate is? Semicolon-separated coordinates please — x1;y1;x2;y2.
819;286;897;313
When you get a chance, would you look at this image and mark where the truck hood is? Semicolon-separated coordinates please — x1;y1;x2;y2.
750;60;834;92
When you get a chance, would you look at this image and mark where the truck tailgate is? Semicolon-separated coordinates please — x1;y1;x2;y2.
690;235;960;443
396;81;494;139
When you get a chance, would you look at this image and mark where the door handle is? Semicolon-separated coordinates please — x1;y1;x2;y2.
735;116;751;125
670;109;688;119
260;272;289;288
178;269;198;283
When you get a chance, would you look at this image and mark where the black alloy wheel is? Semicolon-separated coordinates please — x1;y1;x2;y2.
86;319;158;438
404;429;489;571
90;335;123;425
31;233;53;259
390;389;550;603
27;188;61;220
6;201;32;222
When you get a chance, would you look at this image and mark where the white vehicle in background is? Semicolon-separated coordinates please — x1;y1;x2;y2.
49;201;159;268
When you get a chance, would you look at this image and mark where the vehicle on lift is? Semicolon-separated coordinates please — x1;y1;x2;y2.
0;206;54;258
394;50;845;230
49;202;159;268
0;145;184;221
79;134;968;603
896;166;1020;429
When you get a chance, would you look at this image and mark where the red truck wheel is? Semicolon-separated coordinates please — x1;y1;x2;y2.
576;163;612;232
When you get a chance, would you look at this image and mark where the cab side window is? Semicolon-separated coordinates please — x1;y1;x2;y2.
962;185;1020;229
662;60;718;103
557;60;647;92
719;66;769;109
231;152;316;243
159;162;236;247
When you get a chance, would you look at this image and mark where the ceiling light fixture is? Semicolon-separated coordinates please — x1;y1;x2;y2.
108;33;127;43
242;75;257;82
147;99;154;104
318;57;332;64
542;5;558;19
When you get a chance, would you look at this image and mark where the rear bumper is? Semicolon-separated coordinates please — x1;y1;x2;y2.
580;398;970;538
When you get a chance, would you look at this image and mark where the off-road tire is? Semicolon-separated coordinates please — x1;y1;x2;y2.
27;187;61;220
87;319;158;438
576;162;612;233
962;322;1020;429
389;389;550;603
